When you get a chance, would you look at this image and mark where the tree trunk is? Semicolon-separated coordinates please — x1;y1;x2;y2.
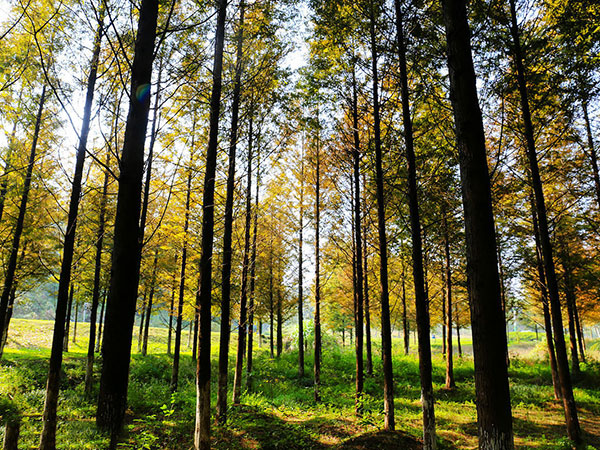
171;160;194;393
233;116;254;405
247;149;260;390
0;121;17;225
441;0;515;447
582;100;600;209
559;243;580;376
96;0;159;437
276;276;283;358
96;291;106;353
137;288;148;352
168;253;178;356
269;247;274;359
456;320;462;358
573;301;585;363
142;249;158;356
362;198;372;376
368;2;394;431
394;4;435;445
0;86;46;356
3;421;20;450
314;117;322;401
40;5;106;444
443;210;455;389
194;0;228;445
216;0;245;423
85;147;110;395
298;148;305;379
0;244;26;357
508;0;581;442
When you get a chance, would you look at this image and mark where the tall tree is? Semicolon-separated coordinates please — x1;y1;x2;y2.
440;0;515;448
194;0;228;446
394;2;436;447
96;0;159;439
507;0;581;442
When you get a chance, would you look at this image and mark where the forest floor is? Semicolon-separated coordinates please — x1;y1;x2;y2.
1;318;599;449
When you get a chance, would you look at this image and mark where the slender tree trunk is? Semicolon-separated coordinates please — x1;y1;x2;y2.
247;150;259;390
0;86;46;356
72;301;79;344
39;5;106;444
142;249;158;356
561;248;580;376
96;0;159;437
216;0;245;423
531;193;561;399
441;0;515;447
3;420;20;450
137;288;147;352
0;287;16;356
368;2;394;431
298;148;305;379
508;0;581;442
194;0;228;445
233;117;254;405
172;159;194;392
0;121;17;225
85;148;110;394
277;276;283;358
96;291;106;353
167;254;178;356
573;301;585;363
456;320;462;358
314;120;322;401
394;4;435;445
362;202;372;375
582;101;600;209
400;265;409;355
443;210;455;389
269;247;274;359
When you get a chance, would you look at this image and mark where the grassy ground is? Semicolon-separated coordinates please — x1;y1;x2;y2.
1;318;599;449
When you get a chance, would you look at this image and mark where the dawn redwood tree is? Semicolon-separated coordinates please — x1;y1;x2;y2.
247;151;260;389
194;0;228;446
350;69;364;415
233;117;254;404
368;0;394;430
314;118;322;401
507;0;581;442
443;208;455;389
440;0;515;448
171;151;194;392
142;248;159;356
0;86;45;354
216;0;245;423
297;147;305;378
394;2;436;446
96;0;159;439
85;147;110;395
39;5;104;432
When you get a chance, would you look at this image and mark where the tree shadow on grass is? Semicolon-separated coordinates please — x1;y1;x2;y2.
214;405;422;450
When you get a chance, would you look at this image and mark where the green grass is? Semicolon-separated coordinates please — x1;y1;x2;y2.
1;318;599;449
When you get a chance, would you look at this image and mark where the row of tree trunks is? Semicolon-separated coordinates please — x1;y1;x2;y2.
247;150;260;390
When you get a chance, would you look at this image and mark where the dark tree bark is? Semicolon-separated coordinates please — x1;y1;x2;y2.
233;117;254;405
573;301;585;363
96;291;106;353
137;287;148;352
402;266;409;355
508;0;581;442
394;4;435;445
559;244;580;376
532;202;561;400
72;301;79;344
276;274;283;358
194;0;228;445
247;150;260;390
96;0;159;437
168;253;178;356
171;161;193;392
350;69;364;412
362;199;372;376
40;4;106;443
269;246;274;359
441;0;515;447
456;319;462;358
142;249;158;356
0;86;46;355
314;120;322;401
443;210;455;389
216;0;245;423
582;101;600;209
85;148;110;395
3;420;20;450
368;2;394;431
298;150;305;379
